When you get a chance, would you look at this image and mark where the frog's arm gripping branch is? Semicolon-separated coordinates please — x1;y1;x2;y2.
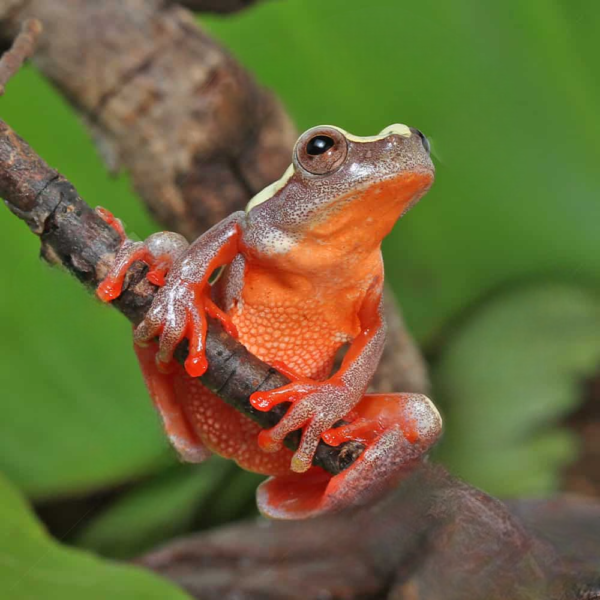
251;284;389;472
0;116;364;477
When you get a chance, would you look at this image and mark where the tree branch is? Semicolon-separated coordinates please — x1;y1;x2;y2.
0;115;364;476
0;18;41;94
0;0;297;240
139;462;598;599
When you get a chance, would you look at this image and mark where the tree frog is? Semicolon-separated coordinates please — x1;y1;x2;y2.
97;124;442;519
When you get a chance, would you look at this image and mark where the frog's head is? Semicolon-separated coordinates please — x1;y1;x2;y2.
244;124;434;261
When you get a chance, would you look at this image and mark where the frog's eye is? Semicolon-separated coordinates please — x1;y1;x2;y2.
411;128;431;155
295;127;348;175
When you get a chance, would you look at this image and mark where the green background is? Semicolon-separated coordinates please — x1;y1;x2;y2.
0;1;598;595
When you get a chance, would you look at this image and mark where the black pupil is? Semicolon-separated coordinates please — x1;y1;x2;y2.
306;135;335;156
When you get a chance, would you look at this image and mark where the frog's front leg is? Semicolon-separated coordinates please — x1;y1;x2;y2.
250;281;388;473
98;210;244;375
134;212;244;375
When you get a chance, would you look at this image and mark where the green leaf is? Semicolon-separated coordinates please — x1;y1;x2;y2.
0;224;174;499
203;0;600;342
0;68;174;499
0;471;190;599
434;283;600;495
75;459;234;559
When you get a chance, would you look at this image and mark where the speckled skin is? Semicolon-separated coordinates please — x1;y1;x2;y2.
98;125;442;518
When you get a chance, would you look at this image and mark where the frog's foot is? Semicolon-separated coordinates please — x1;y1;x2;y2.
132;277;238;377
96;208;189;302
250;379;360;474
256;393;442;519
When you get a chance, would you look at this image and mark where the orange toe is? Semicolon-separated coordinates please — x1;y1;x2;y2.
97;277;122;302
250;391;277;412
185;354;208;378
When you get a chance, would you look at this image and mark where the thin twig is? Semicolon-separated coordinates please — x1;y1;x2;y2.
0;19;41;95
0;111;364;475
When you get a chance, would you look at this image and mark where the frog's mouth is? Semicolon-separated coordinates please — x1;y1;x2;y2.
245;163;295;214
305;169;435;242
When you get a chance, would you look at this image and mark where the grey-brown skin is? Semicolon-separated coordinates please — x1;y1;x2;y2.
99;125;440;514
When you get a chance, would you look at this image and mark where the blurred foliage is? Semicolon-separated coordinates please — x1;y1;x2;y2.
0;68;169;499
0;471;189;599
435;283;600;495
0;0;599;579
74;459;234;559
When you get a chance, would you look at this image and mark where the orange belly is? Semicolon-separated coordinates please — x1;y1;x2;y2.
174;266;360;475
230;299;348;380
175;301;349;475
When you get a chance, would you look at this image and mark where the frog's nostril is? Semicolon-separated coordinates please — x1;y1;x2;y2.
410;128;431;155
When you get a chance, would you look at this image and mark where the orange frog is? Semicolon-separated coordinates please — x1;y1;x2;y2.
97;124;442;519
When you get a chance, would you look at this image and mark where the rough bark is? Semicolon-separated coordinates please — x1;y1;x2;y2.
0;116;363;476
139;463;600;599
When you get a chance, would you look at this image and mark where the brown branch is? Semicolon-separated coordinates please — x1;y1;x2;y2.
0;18;41;95
139;462;597;599
0;115;363;476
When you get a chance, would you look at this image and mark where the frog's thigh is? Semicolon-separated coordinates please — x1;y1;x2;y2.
134;343;210;463
172;374;294;477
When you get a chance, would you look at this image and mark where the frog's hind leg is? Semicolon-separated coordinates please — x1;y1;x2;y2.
134;343;210;463
256;393;442;519
172;373;295;477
